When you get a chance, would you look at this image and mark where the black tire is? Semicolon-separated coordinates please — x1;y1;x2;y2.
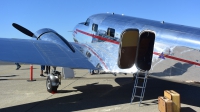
93;70;99;74
90;70;99;75
46;77;58;93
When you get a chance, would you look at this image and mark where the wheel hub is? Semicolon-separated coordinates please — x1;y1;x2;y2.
47;79;51;89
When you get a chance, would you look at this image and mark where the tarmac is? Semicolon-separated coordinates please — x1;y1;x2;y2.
0;63;199;112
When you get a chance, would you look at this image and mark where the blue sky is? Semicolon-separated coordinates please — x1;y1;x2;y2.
0;0;200;42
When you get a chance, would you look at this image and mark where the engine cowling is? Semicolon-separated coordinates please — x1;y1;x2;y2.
35;28;75;52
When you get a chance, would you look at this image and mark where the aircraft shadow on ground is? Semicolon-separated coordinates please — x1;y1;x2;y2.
0;78;199;111
0;75;18;81
0;75;18;77
0;79;8;81
181;107;196;112
19;68;38;70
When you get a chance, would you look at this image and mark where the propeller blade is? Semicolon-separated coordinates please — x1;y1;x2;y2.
12;23;34;37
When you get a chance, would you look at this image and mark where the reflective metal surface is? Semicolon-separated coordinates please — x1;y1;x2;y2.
35;28;75;52
1;13;200;83
73;13;200;82
73;42;138;73
0;38;94;69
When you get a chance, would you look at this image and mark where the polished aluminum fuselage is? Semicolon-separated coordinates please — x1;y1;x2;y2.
73;13;200;83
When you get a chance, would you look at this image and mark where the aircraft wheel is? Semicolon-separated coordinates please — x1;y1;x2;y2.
46;77;58;93
90;70;99;75
93;70;99;74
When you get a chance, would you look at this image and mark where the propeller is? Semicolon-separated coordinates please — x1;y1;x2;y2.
12;23;36;38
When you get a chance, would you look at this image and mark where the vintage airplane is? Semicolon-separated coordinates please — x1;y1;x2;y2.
0;13;200;96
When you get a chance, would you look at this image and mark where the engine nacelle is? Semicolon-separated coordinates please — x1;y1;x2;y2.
34;28;75;52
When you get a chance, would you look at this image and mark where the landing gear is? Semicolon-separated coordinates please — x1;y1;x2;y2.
113;72;117;76
46;77;58;92
90;63;102;75
89;70;99;75
46;71;61;93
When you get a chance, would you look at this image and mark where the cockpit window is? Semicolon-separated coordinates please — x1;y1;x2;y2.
85;18;90;26
107;28;115;37
92;23;98;32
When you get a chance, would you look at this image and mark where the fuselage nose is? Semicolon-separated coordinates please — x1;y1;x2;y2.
72;23;93;43
72;25;78;38
72;24;81;43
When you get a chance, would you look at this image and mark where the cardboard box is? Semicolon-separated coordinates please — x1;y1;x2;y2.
158;96;173;112
164;90;180;112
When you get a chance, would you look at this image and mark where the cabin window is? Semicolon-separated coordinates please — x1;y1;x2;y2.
107;28;115;37
86;51;91;58
92;23;98;32
85;18;90;26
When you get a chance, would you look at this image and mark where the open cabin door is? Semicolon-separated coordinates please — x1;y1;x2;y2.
118;29;155;70
135;31;155;71
118;29;139;69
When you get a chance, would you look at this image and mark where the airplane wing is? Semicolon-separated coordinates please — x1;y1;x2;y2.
0;38;95;69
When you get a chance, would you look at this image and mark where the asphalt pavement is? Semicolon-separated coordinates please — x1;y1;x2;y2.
0;63;199;112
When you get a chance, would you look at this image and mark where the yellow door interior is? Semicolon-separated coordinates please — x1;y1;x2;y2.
118;29;139;69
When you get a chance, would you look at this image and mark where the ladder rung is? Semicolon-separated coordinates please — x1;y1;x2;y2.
135;95;142;98
135;86;144;88
131;70;149;105
137;77;145;79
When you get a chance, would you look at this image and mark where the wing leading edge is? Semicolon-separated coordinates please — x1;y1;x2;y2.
0;38;95;69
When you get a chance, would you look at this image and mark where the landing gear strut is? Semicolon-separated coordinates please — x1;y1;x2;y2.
46;71;61;93
89;70;99;75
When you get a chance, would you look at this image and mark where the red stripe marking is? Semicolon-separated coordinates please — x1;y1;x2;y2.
76;29;119;44
76;29;200;66
153;52;200;66
79;43;108;70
